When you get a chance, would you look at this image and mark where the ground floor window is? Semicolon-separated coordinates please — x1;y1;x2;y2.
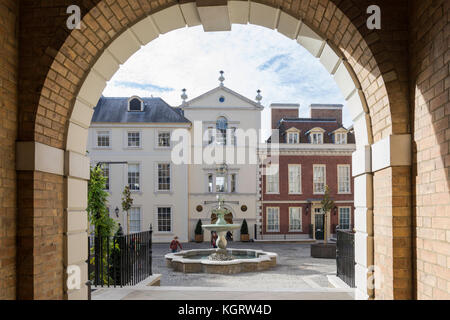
339;207;351;230
266;207;279;232
157;207;172;232
129;207;141;233
289;207;302;231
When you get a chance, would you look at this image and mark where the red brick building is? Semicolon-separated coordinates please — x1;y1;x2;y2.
259;104;355;241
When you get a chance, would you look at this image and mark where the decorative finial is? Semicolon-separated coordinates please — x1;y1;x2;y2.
255;89;262;104
219;70;225;86
181;88;188;106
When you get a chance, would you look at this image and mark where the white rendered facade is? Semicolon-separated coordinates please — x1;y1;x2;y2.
87;122;190;243
181;85;263;242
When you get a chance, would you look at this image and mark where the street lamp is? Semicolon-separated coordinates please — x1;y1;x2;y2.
115;206;119;218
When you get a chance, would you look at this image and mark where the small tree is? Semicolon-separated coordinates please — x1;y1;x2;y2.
320;185;335;245
195;219;203;235
240;219;249;235
121;185;133;234
87;165;116;237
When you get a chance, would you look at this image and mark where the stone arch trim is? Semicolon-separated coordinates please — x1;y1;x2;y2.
17;0;413;300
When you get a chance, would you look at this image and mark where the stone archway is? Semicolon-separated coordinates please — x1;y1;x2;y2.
15;0;414;300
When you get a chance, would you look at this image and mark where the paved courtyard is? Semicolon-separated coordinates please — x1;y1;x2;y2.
153;242;336;289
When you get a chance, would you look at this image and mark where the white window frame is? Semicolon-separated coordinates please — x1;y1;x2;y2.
127;163;141;192
156;162;171;192
156;206;173;233
337;164;351;194
313;164;326;194
129;207;142;233
156;130;171;148
265;165;279;194
126;130;142;148
289;207;302;232
99;163;110;191
287;132;299;144
338;207;351;230
128;96;144;112
266;207;280;232
335;132;347;144
311;132;323;144
96;130;111;148
288;164;302;194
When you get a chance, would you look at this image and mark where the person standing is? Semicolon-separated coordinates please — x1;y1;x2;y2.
211;231;218;248
169;236;183;253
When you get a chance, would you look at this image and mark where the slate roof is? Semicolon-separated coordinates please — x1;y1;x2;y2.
92;96;191;123
268;117;355;144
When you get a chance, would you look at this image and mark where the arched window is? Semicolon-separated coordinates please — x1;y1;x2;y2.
216;116;228;145
128;97;143;111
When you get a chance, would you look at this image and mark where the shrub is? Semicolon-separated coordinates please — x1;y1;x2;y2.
240;219;249;235
195;219;203;235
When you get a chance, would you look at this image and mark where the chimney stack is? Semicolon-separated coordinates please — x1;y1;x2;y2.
310;104;343;125
270;103;299;129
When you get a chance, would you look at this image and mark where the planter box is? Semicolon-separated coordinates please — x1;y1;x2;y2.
311;243;336;259
240;234;250;242
194;234;203;243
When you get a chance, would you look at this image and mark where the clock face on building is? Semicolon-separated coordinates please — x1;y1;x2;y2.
196;205;203;212
241;205;247;212
219;96;225;103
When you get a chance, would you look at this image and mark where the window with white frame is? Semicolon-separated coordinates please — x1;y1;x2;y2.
96;131;110;147
100;163;110;190
128;164;140;191
158;132;170;147
289;207;302;231
335;132;347;144
313;165;326;194
128;98;143;111
288;165;302;194
127;131;141;147
216;117;227;145
230;174;236;193
338;165;351;193
266;207;279;232
339;207;351;230
208;174;213;193
215;174;226;193
311;132;323;144
157;207;172;232
266;165;279;193
287;132;299;144
129;207;141;233
158;163;170;191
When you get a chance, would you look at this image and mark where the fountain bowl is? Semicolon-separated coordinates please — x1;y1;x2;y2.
165;248;277;274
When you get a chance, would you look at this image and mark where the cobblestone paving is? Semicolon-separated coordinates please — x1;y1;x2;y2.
153;242;336;289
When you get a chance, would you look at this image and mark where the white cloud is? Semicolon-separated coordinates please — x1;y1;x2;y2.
103;24;351;133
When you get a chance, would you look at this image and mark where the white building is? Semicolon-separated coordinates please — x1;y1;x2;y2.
87;96;191;243
181;77;263;242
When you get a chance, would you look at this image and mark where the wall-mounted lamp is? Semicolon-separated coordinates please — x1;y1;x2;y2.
333;206;337;216
115;206;119;218
305;205;309;215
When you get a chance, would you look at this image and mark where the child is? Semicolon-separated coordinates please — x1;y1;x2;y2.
169;236;182;253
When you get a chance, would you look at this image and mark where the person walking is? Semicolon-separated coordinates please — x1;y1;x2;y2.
211;231;218;248
169;236;183;253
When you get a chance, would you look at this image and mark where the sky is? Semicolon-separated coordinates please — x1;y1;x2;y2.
102;24;350;133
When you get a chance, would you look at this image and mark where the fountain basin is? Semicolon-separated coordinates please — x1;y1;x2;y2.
165;249;277;274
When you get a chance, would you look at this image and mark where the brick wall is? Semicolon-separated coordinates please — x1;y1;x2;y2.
410;0;450;300
0;0;18;300
271;108;299;129
310;107;342;124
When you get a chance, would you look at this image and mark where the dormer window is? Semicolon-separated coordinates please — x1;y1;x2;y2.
287;132;299;144
308;127;325;144
128;96;144;112
334;129;348;144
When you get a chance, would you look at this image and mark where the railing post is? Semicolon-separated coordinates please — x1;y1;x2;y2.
149;224;153;275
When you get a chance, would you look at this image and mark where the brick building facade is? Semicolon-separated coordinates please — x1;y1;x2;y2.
260;104;355;240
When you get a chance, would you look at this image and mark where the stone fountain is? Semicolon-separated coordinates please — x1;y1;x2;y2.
165;195;277;274
201;195;241;261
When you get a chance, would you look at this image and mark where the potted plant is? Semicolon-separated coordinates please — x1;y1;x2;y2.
240;219;250;242
194;219;203;242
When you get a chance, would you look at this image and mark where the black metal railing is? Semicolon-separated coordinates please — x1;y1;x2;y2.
88;227;152;287
336;229;355;288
